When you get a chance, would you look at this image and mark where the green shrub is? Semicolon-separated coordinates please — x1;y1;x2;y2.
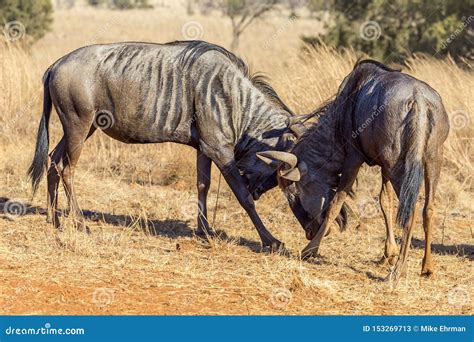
303;0;473;64
0;0;53;44
88;0;153;9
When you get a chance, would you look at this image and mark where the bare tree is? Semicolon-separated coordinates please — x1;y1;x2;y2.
286;0;307;17
192;0;280;50
216;0;280;51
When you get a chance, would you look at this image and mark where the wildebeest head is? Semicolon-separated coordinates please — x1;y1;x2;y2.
241;130;300;201
256;150;337;240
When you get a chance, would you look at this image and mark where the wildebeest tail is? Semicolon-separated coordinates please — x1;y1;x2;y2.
28;67;53;195
396;96;428;229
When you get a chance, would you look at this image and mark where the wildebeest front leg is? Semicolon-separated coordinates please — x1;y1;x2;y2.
195;151;214;237
302;156;363;259
379;172;398;265
219;162;284;252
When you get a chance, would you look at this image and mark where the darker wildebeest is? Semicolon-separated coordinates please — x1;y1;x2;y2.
28;40;312;251
258;60;450;282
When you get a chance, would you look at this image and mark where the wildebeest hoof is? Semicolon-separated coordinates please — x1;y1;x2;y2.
195;227;218;239
420;267;434;277
378;254;398;266
301;243;320;260
385;267;404;287
301;249;318;260
324;227;331;237
262;241;289;255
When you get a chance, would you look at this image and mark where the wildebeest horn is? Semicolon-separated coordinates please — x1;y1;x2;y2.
288;123;306;138
279;167;301;182
286;113;319;126
286;116;302;127
285;114;316;138
256;151;298;169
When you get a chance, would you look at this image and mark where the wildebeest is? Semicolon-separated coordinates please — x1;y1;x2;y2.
258;60;450;281
28;40;310;251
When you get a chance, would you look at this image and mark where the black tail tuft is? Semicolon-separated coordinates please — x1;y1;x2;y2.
396;162;424;229
395;96;427;229
335;202;350;231
28;70;52;195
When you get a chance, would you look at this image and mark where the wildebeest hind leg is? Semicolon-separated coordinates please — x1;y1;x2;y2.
389;201;419;285
59;124;95;232
379;171;398;265
47;137;65;229
421;158;441;277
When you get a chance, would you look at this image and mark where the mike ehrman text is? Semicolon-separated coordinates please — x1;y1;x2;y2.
421;325;466;332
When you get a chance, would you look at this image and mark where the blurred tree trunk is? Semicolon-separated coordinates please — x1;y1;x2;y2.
223;0;278;51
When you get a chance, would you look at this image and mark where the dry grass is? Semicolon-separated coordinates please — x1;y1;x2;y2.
0;2;472;315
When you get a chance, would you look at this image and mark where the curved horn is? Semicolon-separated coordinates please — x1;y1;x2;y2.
256;151;298;169
285;113;318;127
285;116;302;127
285;114;315;138
279;167;301;182
289;124;306;138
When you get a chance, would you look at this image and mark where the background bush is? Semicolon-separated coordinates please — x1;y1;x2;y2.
87;0;153;9
303;0;473;64
0;0;53;43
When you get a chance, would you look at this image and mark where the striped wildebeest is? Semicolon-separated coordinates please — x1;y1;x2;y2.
258;60;449;281
28;41;309;252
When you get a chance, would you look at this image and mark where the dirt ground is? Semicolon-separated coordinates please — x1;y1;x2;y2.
0;170;472;315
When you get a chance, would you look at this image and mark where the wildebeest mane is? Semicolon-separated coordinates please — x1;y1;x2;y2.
354;58;401;72
300;59;400;141
176;40;293;114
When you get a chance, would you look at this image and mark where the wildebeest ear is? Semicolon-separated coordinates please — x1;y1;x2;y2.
256;151;298;169
298;160;308;176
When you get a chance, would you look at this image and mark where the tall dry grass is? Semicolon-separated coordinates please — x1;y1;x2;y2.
0;4;472;315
